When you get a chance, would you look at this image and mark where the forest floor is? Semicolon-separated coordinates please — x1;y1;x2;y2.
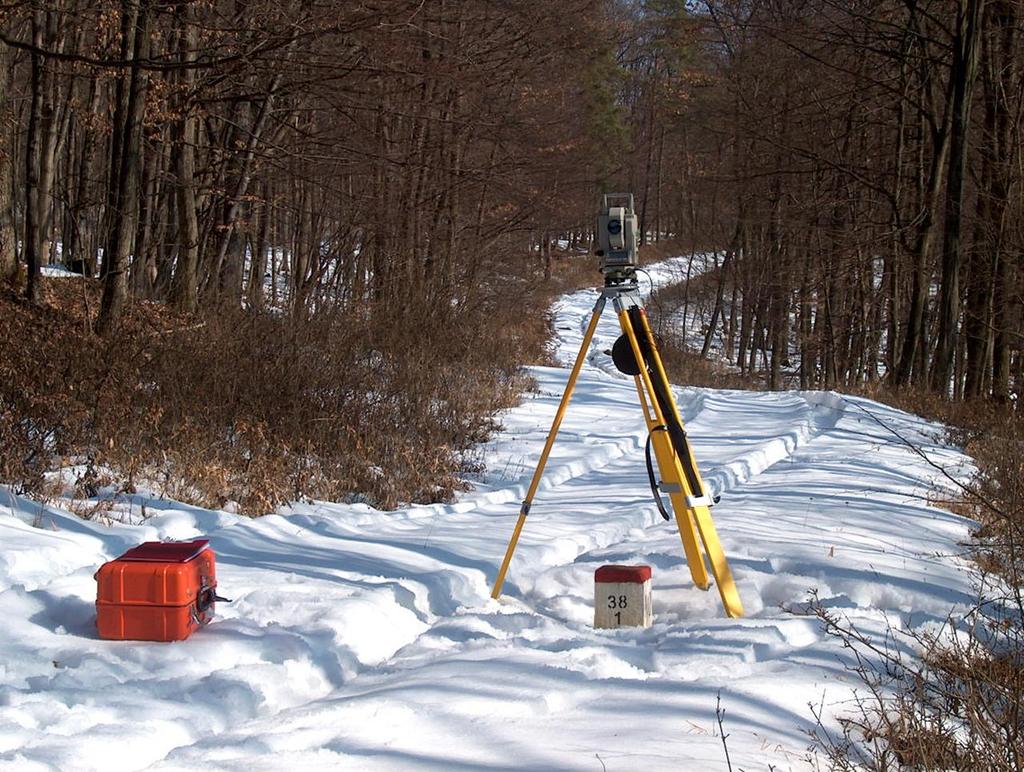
0;257;978;771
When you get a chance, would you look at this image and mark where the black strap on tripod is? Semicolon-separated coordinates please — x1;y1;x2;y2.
645;425;672;521
627;306;706;501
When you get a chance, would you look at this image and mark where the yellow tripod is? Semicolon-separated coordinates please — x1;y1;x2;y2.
491;284;744;618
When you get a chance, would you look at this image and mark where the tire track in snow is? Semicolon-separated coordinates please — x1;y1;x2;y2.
689;390;848;503
494;389;851;602
539;255;850;513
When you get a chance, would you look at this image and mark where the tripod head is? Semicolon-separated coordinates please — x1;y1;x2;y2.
595;192;639;286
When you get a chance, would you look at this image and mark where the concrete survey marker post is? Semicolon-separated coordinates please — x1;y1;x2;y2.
594;565;652;629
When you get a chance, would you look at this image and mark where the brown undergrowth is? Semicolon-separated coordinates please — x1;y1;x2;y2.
805;392;1024;769
653;341;762;392
0;261;575;513
645;263;764;392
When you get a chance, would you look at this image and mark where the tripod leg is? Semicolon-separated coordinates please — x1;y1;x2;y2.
491;295;608;600
620;312;710;591
632;373;710;588
630;307;744;619
635;308;704;480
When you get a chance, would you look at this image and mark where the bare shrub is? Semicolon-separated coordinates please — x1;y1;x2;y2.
642;253;766;391
805;395;1024;770
654;340;764;391
809;591;1023;771
0;267;554;513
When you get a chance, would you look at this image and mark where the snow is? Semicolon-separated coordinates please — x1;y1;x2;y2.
39;264;82;278
0;256;977;770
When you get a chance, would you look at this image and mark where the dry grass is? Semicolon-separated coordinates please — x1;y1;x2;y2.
654;341;763;391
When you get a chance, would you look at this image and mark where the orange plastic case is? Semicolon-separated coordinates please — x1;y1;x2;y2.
95;539;218;642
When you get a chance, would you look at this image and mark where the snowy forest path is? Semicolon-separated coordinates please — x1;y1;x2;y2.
0;256;978;772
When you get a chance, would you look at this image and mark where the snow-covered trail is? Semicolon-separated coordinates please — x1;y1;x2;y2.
0;257;976;771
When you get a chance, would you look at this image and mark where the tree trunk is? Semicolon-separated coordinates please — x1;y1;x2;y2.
207;69;287;303
702;248;733;359
985;0;1018;401
930;0;984;395
893;106;953;386
247;184;271;311
0;42;16;284
24;10;45;304
169;3;200;313
97;0;151;335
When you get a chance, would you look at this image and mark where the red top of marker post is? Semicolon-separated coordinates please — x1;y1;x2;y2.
595;565;651;583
